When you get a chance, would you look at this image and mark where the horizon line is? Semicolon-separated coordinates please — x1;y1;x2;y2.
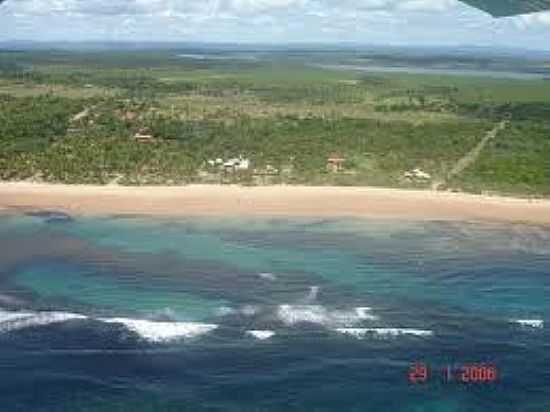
2;39;550;53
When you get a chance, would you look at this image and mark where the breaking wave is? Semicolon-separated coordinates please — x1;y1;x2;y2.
277;304;378;328
258;272;277;281
246;330;276;340
0;309;217;343
0;309;87;333
101;318;218;343
511;319;544;329
335;328;433;339
215;305;259;317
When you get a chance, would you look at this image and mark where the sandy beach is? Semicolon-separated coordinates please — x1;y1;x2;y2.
1;182;550;225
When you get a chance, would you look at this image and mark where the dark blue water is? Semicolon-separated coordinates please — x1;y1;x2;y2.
0;213;548;411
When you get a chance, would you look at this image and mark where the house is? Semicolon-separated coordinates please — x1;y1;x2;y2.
235;158;250;171
327;154;346;173
223;156;250;172
133;129;155;143
223;158;240;170
404;168;431;180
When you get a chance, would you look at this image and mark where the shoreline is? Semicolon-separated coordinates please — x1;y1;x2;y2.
1;182;550;225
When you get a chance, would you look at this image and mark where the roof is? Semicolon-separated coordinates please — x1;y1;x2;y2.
134;130;154;140
328;153;346;162
134;134;154;140
459;0;550;17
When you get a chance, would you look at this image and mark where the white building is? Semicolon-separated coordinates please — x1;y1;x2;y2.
235;158;250;171
222;156;250;172
404;168;431;180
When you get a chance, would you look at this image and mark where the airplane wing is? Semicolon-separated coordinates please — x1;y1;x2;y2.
460;0;550;16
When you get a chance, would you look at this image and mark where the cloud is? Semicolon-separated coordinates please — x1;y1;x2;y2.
308;0;457;15
222;0;307;13
514;11;550;28
1;0;550;49
397;0;456;12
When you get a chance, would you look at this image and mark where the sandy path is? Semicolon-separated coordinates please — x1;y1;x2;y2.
433;120;508;190
446;120;508;179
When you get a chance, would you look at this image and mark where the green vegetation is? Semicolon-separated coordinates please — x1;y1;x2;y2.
451;121;550;196
0;49;549;195
0;94;84;172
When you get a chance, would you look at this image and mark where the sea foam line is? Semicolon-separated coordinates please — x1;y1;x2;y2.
0;309;217;343
277;304;378;328
511;319;544;329
100;318;218;343
258;272;277;281
215;305;259;317
246;330;276;340
0;310;87;333
336;328;433;339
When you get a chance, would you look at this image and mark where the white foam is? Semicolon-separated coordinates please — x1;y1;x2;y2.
246;330;275;340
241;305;259;316
101;318;218;343
258;273;277;281
277;304;378;328
0;310;87;333
215;306;236;316
0;309;218;343
336;328;433;339
355;307;378;321
305;286;319;303
0;309;33;323
215;305;258;317
512;319;544;329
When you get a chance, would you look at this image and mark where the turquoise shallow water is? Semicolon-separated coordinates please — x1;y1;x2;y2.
0;213;549;411
16;264;225;320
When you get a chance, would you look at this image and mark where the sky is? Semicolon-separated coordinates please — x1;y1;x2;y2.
2;0;550;50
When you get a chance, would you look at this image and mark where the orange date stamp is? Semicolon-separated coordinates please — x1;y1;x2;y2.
408;362;498;384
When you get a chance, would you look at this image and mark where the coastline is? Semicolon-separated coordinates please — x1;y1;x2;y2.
1;182;550;225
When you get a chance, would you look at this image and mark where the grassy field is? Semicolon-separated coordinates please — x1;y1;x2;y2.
0;49;549;194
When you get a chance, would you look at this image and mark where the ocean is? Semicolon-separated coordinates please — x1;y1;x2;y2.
0;212;548;411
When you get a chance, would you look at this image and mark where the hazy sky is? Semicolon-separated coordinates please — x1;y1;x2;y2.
2;0;550;49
